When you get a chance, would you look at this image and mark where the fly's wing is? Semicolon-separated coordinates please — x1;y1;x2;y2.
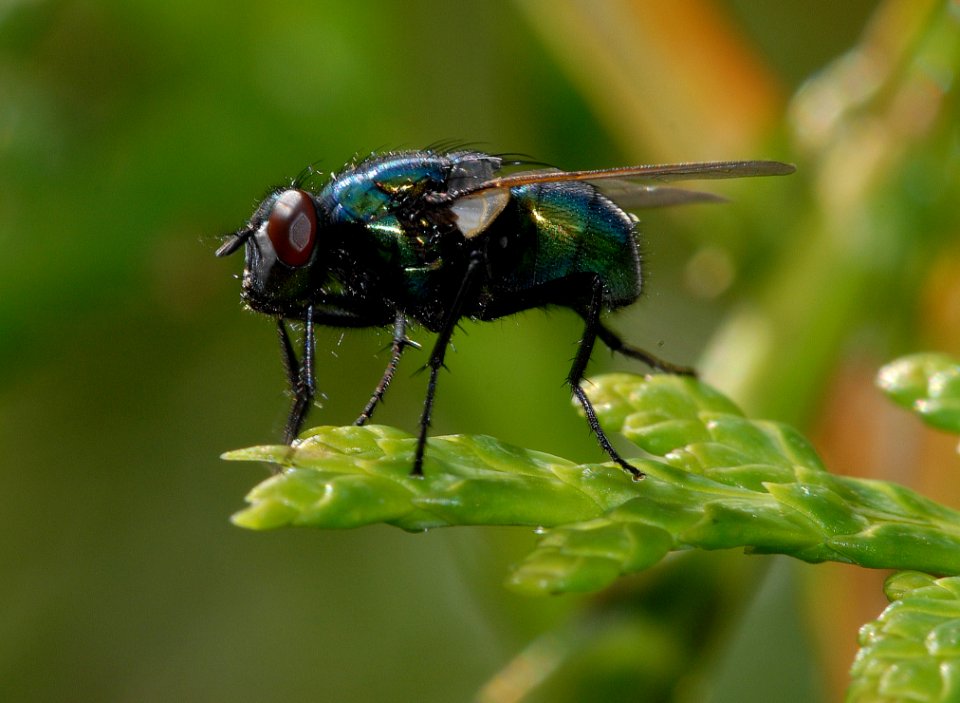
591;181;726;209
480;167;729;210
368;157;794;238
437;159;794;238
448;160;795;210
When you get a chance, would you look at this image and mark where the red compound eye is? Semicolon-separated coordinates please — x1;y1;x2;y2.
266;189;317;267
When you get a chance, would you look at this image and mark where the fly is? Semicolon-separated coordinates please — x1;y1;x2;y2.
217;149;794;478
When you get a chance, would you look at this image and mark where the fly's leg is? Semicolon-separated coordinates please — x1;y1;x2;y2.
571;280;644;479
277;304;316;444
596;323;696;376
413;254;483;476
355;311;418;426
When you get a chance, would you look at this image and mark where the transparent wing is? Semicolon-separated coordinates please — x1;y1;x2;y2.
462;160;795;197
494;167;727;208
592;182;726;209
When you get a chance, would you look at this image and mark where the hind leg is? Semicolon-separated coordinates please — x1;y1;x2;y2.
595;323;696;376
570;279;644;479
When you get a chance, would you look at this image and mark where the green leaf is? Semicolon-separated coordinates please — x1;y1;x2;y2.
848;571;960;703
878;353;960;433
225;373;960;595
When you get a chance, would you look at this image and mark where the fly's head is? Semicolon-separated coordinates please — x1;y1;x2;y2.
217;189;323;313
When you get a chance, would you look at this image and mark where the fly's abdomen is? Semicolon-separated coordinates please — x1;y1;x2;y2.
511;182;642;307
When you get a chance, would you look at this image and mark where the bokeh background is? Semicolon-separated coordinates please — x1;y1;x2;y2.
3;1;959;701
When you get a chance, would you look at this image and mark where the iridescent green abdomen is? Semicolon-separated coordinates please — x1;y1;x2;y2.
480;181;642;312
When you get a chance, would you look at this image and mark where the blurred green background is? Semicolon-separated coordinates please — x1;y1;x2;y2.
4;1;959;701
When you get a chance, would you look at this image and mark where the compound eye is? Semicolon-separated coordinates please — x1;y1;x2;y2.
266;189;317;267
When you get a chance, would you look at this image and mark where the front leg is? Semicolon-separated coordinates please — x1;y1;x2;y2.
276;304;316;444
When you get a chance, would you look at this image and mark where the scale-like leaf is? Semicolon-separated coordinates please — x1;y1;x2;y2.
878;353;960;434
225;374;960;595
849;572;960;703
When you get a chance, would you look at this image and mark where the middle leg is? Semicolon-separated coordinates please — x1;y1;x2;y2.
412;253;483;476
355;311;419;426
